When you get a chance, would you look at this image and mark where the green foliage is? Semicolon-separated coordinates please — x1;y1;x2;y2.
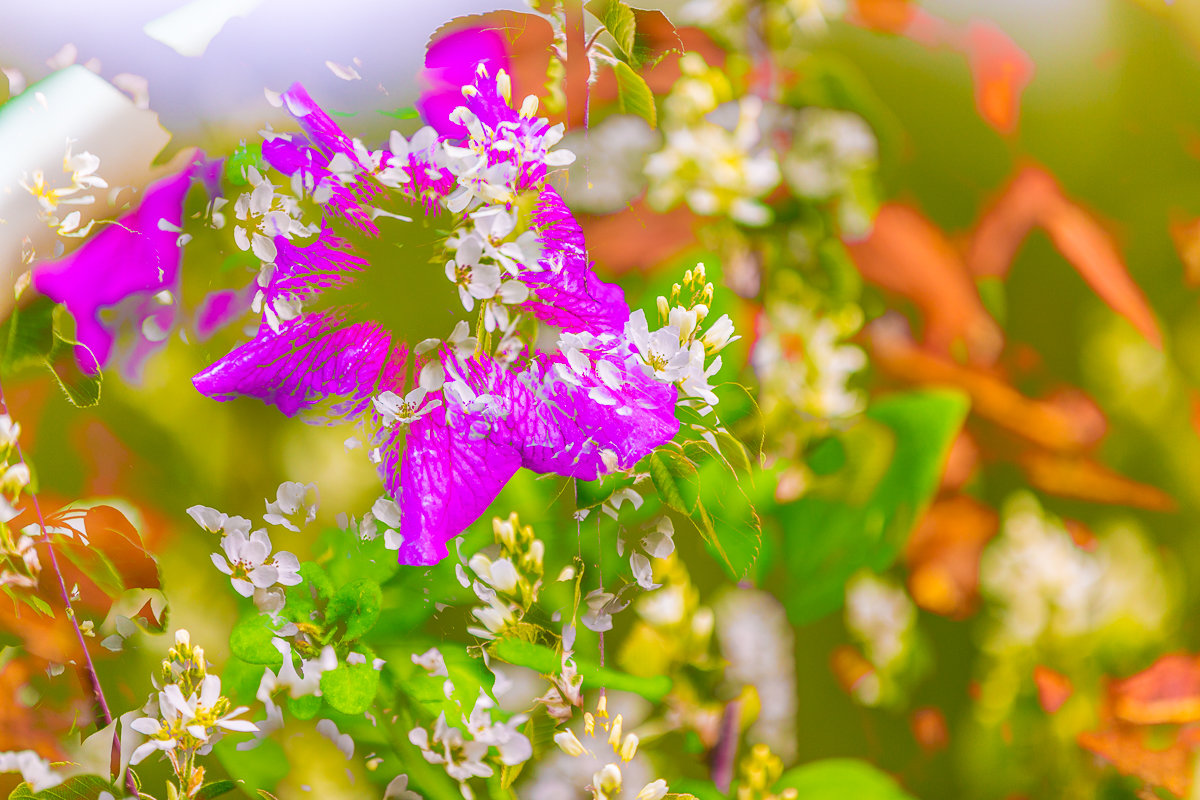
194;779;239;799
649;447;700;513
611;60;658;129
320;659;380;715
776;759;917;799
214;738;290;796
780;390;969;624
325;578;382;643
0;297;100;407
387;638;490;720
229;615;284;667
224;141;266;186
586;0;683;69
647;439;762;580
586;0;637;61
7;776;117;800
490;638;674;701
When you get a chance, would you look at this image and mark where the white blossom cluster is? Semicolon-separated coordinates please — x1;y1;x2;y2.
980;492;1170;650
0;414;38;590
408;692;533;800
628;263;739;414
532;695;669;800
127;630;257;766
843;571;918;707
752;299;866;424
463;513;545;639
20;143;108;243
188;481;309;611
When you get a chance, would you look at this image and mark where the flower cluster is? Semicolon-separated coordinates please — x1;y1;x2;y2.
646;55;780;227
838;572;918;708
734;743;798;800
20;144;108;242
551;695;669;800
631;262;738;413
190;482;305;611
408;692;532;800
193;63;682;566
465;512;545;639
128;630;257;776
0;414;38;591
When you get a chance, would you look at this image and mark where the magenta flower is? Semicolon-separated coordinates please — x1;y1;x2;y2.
33;164;197;377
194;68;680;565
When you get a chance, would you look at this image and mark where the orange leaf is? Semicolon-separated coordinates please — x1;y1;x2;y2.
967;167;1061;278
1078;727;1192;798
847;205;1002;364
1041;200;1162;347
1169;214;1200;287
867;319;1103;452
904;494;997;618
849;0;917;33
963;22;1034;135
1017;450;1175;512
910;707;949;752
1110;654;1200;726
581;198;700;274
1033;665;1073;714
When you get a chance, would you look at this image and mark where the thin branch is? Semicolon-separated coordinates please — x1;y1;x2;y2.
564;0;589;129
0;377;138;796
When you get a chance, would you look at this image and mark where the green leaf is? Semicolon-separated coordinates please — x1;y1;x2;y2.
648;448;699;513
491;638;673;701
214;737;289;794
320;661;379;715
7;775;117;800
224;141;266;186
194;780;239;799
378;106;419;120
284;562;334;623
611;60;657;129
1;298;101;407
586;0;637;59
587;0;682;69
714;429;754;476
780;390;969;624
325;578;382;642
684;441;762;580
288;693;323;720
776;759;917;799
576;471;636;510
313;526;398;588
1;297;55;373
229;615;284;667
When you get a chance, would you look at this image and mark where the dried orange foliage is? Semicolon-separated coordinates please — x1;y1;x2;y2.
1078;655;1200;797
968;167;1161;347
1109;654;1200;726
1078;728;1193;799
847;205;1002;363
425;11;555;116
866;322;1103;452
831;644;875;696
0;502;164;663
910;707;949;752
1016;451;1175;512
849;1;1032;134
1169;215;1200;287
1033;665;1073;714
904;494;997;618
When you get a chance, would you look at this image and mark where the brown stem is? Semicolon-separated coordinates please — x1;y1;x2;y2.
0;378;139;796
564;0;589;129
